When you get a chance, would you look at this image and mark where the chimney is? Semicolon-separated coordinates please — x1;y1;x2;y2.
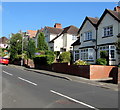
114;6;120;12
54;23;62;29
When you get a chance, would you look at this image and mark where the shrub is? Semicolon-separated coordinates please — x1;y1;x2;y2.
34;51;55;65
59;52;71;63
100;51;108;59
96;58;107;65
74;60;88;65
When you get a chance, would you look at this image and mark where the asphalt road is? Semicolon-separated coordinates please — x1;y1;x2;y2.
1;65;118;109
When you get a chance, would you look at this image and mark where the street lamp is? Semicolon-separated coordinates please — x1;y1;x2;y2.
19;31;24;66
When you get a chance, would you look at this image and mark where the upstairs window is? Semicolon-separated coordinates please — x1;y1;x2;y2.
72;36;77;40
103;26;113;37
84;31;92;41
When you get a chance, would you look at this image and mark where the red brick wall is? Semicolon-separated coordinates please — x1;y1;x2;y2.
52;63;118;81
52;63;90;78
90;65;117;79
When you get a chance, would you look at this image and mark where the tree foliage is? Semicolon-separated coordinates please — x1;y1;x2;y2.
9;33;22;61
37;32;48;50
59;52;71;63
27;38;36;59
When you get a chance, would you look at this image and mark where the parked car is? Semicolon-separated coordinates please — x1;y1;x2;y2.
0;57;9;65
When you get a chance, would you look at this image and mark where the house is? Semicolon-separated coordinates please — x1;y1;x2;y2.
97;6;120;65
72;17;99;63
43;23;63;50
49;25;79;53
72;6;120;65
25;30;37;39
0;37;8;48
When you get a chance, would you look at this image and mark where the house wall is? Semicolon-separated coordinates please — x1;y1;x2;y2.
97;13;118;45
97;13;119;65
79;21;96;48
54;35;63;52
66;34;78;51
78;20;97;63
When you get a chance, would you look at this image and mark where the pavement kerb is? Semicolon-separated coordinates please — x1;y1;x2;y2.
8;64;118;91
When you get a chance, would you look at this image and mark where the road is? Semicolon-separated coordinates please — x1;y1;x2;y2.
1;65;118;109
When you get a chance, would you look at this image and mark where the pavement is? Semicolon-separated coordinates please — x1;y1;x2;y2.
8;64;118;91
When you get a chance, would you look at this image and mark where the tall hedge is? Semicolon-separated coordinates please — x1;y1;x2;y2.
59;52;71;63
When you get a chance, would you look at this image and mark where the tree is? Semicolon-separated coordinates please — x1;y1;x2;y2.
27;38;36;59
9;33;22;61
59;52;71;63
37;32;48;50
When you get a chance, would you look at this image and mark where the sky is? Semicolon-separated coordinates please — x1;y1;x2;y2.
1;2;119;38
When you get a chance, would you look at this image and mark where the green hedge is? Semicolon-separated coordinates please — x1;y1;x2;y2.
59;52;71;63
34;50;55;65
96;58;107;65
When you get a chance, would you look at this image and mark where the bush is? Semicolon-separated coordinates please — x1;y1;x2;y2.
100;51;108;59
34;51;55;65
96;58;107;65
59;52;71;63
73;60;88;65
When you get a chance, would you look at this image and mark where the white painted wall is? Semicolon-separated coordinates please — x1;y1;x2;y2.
79;20;96;48
97;13;119;65
97;13;119;45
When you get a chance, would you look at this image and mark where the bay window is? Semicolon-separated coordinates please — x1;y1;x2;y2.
80;48;94;61
74;50;79;61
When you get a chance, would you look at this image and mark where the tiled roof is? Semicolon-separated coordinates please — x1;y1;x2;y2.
0;37;8;44
46;26;63;35
87;17;99;25
61;25;79;35
71;38;81;46
26;30;37;38
78;17;99;33
107;9;120;21
97;9;120;26
49;25;79;43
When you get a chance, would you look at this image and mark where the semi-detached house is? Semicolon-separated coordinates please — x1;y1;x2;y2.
43;23;63;51
49;25;79;53
72;17;98;63
72;6;120;65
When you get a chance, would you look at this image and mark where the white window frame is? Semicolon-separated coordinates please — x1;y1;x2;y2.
99;45;116;60
80;48;94;61
72;35;77;40
84;31;92;41
74;50;79;61
103;25;113;37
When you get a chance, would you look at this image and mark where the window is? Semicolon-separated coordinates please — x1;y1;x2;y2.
103;26;113;37
72;36;77;40
75;50;79;61
84;31;92;41
80;48;94;61
99;45;116;60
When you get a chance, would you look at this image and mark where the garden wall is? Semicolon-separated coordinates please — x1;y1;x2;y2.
23;60;119;83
